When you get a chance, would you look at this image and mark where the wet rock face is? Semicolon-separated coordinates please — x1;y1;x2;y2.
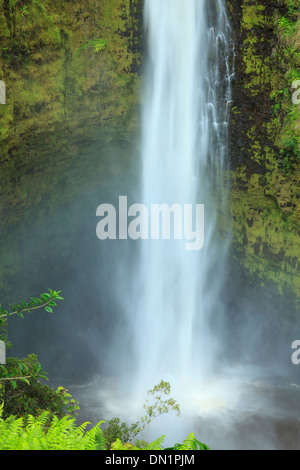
228;0;276;173
0;0;145;301
0;0;143;153
225;0;300;298
0;0;298;300
0;0;144;225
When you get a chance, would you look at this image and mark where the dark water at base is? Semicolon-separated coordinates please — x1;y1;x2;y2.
53;366;300;450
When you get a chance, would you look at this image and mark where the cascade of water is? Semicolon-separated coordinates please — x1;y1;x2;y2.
126;0;233;394
101;0;234;409
125;0;233;394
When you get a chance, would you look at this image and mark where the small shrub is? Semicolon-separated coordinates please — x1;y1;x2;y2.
103;380;181;449
0;355;79;423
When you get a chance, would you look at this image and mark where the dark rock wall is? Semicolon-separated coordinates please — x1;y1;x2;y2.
227;0;300;298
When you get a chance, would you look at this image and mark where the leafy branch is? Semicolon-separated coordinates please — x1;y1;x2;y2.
0;354;49;389
0;290;63;389
0;289;63;321
130;380;181;441
103;380;181;449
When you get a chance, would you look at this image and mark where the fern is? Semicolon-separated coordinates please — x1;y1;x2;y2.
164;433;210;451
144;435;165;450
0;395;209;450
84;426;107;450
110;435;166;451
110;438;134;450
176;433;197;450
0;410;106;450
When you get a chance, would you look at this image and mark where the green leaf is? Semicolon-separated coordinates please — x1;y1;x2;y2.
44;306;53;313
38;374;49;381
21;378;30;386
41;293;50;301
195;439;210;450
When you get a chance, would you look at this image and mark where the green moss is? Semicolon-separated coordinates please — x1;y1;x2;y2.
231;173;300;296
241;2;266;30
230;0;300;297
0;0;141;151
0;0;142;298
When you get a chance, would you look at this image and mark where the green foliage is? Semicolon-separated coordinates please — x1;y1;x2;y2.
0;406;209;451
112;433;210;451
0;408;106;450
103;417;132;448
0;289;63;349
165;433;211;451
0;291;209;451
282;136;299;159
1;39;31;64
0;354;48;389
0;289;75;424
285;0;297;15
111;435;166;451
278;16;296;36
273;103;281;113
103;380;181;449
55;386;80;416
109;434;210;451
80;39;107;53
1;0;50;65
0;355;80;423
0;288;63;322
279;155;293;175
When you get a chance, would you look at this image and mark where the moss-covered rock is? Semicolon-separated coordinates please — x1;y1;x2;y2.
0;0;142;147
0;0;299;302
228;0;300;297
0;0;143;300
0;0;142;218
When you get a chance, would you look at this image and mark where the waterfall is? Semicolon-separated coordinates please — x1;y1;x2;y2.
124;0;233;396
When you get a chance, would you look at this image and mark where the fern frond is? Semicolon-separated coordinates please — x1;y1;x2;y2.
144;435;165;450
194;438;211;450
180;432;197;450
111;438;126;450
84;421;106;450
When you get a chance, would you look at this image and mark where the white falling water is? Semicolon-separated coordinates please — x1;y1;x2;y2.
93;0;296;450
129;0;233;395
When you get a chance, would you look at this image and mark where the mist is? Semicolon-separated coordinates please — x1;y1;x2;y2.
2;0;300;451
